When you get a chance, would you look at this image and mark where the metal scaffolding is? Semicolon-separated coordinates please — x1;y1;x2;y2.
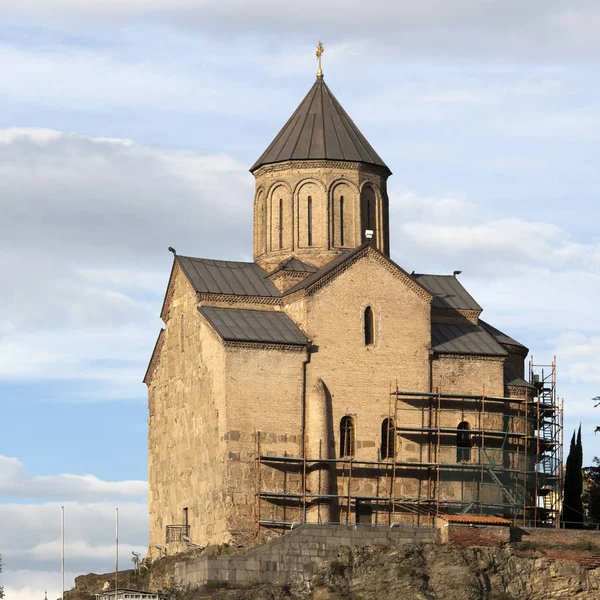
529;356;564;527
254;365;563;536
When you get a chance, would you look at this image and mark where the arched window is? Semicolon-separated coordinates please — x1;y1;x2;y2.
381;418;395;459
364;306;374;346
339;195;345;246
457;422;471;462
278;198;283;249
360;186;377;243
307;195;313;246
340;416;355;458
260;194;267;254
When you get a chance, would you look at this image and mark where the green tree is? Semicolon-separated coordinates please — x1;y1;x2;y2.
562;426;584;528
583;457;600;524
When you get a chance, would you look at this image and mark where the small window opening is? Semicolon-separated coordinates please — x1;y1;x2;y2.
278;198;283;249
364;306;374;346
340;416;355;458
340;196;345;246
366;198;372;230
307;195;313;246
457;422;471;462
381;418;395;459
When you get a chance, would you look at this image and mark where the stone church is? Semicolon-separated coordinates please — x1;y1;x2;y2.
145;61;537;554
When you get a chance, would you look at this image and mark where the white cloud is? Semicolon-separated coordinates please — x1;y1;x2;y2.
2;1;600;61
0;455;146;501
4;571;69;600
1;500;148;591
0;455;147;598
391;191;600;277
0;128;253;395
554;333;600;385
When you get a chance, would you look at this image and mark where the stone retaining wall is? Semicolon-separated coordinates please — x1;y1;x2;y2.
174;524;437;587
513;527;600;546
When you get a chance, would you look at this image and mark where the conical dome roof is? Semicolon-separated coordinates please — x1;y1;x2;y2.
251;77;390;174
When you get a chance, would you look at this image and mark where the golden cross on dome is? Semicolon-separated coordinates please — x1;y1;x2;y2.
316;41;324;78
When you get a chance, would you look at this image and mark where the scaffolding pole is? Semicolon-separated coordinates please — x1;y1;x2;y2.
254;380;563;531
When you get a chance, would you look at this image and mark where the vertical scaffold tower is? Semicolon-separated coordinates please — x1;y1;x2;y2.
529;356;564;527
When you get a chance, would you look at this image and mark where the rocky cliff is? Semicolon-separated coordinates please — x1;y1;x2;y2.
67;543;600;600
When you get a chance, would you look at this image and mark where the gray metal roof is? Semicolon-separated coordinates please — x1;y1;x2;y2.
505;367;535;389
268;257;318;276
199;306;308;345
479;319;528;351
431;323;507;357
413;274;482;311
177;256;281;297
251;78;390;173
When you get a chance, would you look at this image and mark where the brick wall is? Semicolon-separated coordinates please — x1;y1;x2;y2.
437;522;510;547
253;161;389;270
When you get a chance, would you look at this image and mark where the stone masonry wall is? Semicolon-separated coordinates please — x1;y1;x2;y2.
513;527;600;546
221;343;306;542
173;524;438;587
148;265;231;557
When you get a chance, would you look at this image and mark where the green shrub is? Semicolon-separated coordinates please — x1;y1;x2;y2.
329;560;347;577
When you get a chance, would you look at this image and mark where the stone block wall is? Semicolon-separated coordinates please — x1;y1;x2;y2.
174;523;438;588
513;527;600;546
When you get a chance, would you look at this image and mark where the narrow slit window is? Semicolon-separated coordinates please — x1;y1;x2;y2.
278;198;283;249
367;198;372;230
457;422;471;462
381;418;395;459
364;306;374;346
340;416;355;458
340;195;345;246
307;195;313;246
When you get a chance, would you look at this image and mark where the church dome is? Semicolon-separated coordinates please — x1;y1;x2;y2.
250;77;390;175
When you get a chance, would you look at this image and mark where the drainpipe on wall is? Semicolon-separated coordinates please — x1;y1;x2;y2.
429;347;435;393
301;341;314;524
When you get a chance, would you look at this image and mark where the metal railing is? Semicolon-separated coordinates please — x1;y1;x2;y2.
166;524;189;543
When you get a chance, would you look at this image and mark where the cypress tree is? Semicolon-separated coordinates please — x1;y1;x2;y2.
562;427;584;528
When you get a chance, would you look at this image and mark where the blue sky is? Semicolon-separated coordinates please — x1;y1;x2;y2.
1;2;599;598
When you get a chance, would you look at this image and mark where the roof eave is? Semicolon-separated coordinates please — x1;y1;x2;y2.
250;158;392;176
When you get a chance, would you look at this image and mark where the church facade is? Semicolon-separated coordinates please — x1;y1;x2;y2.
145;70;538;555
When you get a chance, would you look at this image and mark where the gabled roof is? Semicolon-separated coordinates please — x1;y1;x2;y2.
479;319;528;353
431;323;507;357
268;257;318;277
177;255;280;297
199;306;308;346
251;77;390;174
283;244;432;300
412;274;482;311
